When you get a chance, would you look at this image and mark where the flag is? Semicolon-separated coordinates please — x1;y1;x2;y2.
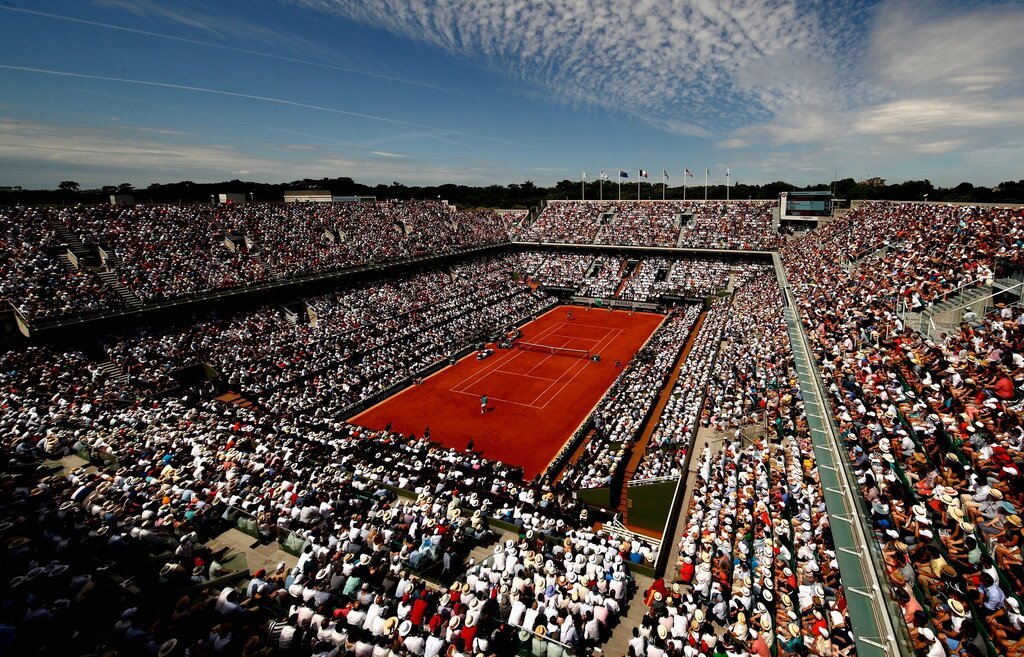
663;169;669;180
639;169;648;178
726;167;730;177
582;171;588;180
685;168;693;177
619;170;629;178
600;171;609;180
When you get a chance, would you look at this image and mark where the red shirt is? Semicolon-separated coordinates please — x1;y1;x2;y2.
994;375;1015;400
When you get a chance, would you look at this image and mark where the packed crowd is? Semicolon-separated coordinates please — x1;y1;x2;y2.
517;201;780;251
702;266;791;433
630;298;730;483
519;202;617;244
525;252;735;301
595;203;681;247
0;320;645;656
0;201;511;320
784;201;1024;655
635;270;853;657
2;197;791;321
618;259;669;302
0;206;124;318
653;431;852;657
560;305;701;490
676;201;779;251
10;198;1023;656
580;257;627;299
102;254;552;413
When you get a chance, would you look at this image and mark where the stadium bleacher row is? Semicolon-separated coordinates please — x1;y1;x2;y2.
1;200;781;323
513;200;781;251
1;201;510;321
2;198;1024;657
782;202;1024;656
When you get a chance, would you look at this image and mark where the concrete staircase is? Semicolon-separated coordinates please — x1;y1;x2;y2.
216;392;256;410
254;252;288;281
48;218;94;268
675;223;689;247
48;218;87;251
914;283;994;339
57;252;77;271
613;262;639;297
96;270;144;309
98;360;131;388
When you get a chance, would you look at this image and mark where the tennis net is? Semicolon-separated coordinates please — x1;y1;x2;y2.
515;341;591;359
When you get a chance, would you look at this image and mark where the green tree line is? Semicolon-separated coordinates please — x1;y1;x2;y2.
4;176;1023;208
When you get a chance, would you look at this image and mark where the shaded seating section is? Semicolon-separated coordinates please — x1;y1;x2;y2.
102;253;549;404
0;201;512;320
0;206;124;318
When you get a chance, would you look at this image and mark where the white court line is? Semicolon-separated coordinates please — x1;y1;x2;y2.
521;332;576;377
527;327;623;408
448;388;542;408
520;323;613;378
532;327;624;409
448;319;565;393
545;333;606;343
454;323;589;407
559;321;632;330
493;369;558;382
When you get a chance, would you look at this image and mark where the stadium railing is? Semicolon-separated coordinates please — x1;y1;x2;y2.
772;252;908;657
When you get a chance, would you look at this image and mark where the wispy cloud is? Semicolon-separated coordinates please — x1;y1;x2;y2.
290;0;840;135
290;0;1024;184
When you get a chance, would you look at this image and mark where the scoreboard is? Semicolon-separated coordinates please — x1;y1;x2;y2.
780;191;832;219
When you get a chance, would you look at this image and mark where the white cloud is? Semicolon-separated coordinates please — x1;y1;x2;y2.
289;0;837;136
854;98;1024;134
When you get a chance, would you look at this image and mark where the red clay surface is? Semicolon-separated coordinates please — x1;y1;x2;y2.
350;305;664;478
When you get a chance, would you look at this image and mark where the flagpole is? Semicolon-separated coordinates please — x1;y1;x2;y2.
637;171;640;201
600;173;603;201
618;172;621;201
683;170;687;201
582;172;585;201
704;168;708;201
726;168;730;201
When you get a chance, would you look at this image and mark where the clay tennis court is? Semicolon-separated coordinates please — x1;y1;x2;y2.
350;304;664;478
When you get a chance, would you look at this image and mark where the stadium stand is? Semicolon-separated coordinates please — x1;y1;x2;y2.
516;200;780;251
6;195;1024;657
783;201;1024;656
0;201;511;321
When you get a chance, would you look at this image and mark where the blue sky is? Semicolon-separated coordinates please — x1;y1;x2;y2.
1;0;1022;189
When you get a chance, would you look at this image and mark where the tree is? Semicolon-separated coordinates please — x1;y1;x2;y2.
117;182;134;194
58;181;80;193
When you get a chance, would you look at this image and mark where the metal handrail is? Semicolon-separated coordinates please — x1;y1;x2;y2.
626;475;678;486
772;253;907;657
929;275;989;306
788;312;905;656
